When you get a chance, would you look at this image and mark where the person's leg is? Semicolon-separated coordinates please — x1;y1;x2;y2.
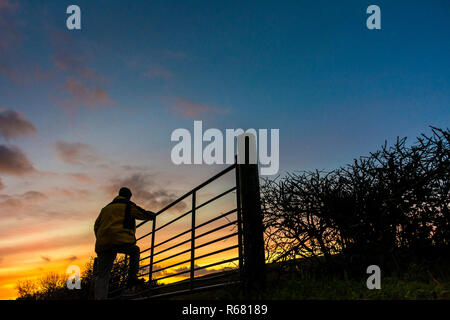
94;250;117;300
117;244;140;286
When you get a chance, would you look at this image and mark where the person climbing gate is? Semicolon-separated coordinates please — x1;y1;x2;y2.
94;187;156;300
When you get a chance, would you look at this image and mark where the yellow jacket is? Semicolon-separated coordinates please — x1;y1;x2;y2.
94;196;155;253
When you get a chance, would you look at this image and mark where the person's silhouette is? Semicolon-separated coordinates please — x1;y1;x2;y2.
94;187;155;300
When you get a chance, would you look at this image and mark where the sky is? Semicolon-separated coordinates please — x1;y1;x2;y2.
0;0;449;299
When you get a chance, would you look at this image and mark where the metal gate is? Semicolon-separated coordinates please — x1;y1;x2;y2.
110;162;244;299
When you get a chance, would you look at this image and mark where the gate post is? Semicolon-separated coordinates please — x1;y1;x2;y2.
237;134;266;297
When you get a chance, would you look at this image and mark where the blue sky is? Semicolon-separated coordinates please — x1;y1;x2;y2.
1;0;449;173
0;0;449;298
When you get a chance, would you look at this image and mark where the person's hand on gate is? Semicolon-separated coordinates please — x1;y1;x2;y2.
146;211;156;221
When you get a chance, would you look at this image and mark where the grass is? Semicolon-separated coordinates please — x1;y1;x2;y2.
173;274;450;300
264;275;450;300
165;259;450;300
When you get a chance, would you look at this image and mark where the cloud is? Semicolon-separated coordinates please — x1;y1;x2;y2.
0;64;17;82
48;32;113;112
65;172;93;183
106;173;187;212
0;178;4;190
21;191;47;202
55;141;99;166
120;164;147;171
0;0;17;11
169;98;230;119
1;29;101;86
0;190;48;219
0;191;47;208
0;64;54;84
53;53;105;82
0;3;56;85
163;50;186;60
66;255;77;262
0;109;37;139
0;231;92;258
0;197;21;209
0;0;20;53
59;77;114;110
0;144;35;175
47;187;89;200
0;188;87;221
143;65;174;80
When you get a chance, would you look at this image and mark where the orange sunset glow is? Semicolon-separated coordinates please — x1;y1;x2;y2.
0;159;239;299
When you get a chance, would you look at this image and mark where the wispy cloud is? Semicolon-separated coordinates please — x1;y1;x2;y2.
0;190;47;206
169;98;230;119
0;3;57;85
65;172;93;183
161;50;187;60
0;231;92;258
0;145;35;176
143;65;174;80
47;187;89;200
0;64;54;84
54;141;99;166
50;31;105;84
59;77;114;110
47;31;114;112
52;53;105;82
0;190;48;220
106;172;187;212
0;186;92;223
0;0;20;53
0;109;37;139
0;0;17;11
21;191;47;202
66;255;77;262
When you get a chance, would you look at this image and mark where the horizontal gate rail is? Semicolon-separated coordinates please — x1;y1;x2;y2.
152;257;240;282
134;281;241;300
149;269;240;292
